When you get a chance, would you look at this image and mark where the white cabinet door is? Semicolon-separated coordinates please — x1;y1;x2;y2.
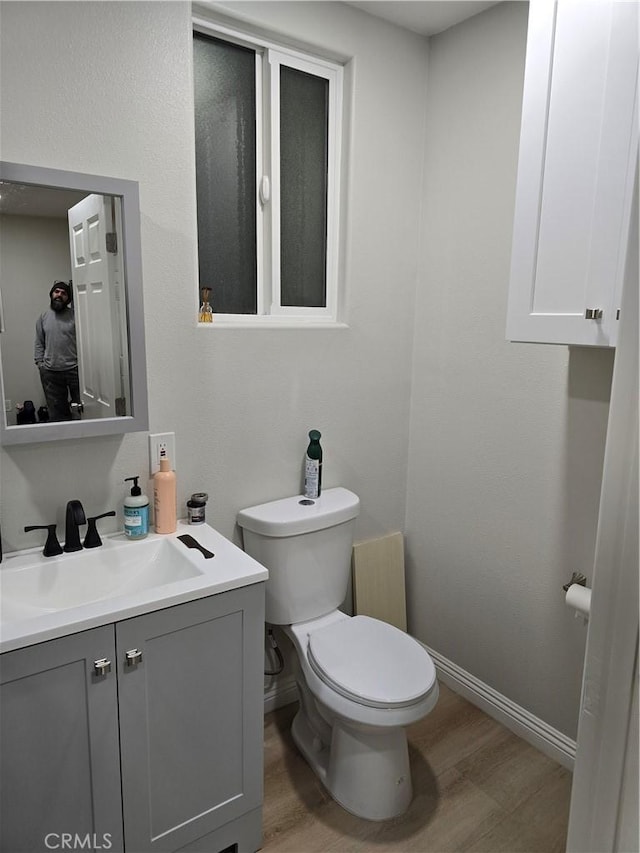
507;0;638;347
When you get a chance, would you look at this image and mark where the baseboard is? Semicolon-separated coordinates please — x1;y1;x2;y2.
264;675;299;714
262;650;576;770
426;645;576;770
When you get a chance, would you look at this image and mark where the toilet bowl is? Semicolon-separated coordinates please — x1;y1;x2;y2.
237;488;439;820
285;611;438;820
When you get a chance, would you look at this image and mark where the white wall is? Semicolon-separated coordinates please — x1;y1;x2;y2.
0;1;427;553
0;1;613;743
405;2;614;738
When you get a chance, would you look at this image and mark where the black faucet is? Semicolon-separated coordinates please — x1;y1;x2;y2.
64;500;87;553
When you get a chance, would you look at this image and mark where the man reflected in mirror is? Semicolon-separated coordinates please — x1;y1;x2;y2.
34;281;81;421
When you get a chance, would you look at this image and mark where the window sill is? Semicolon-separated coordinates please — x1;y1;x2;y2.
197;318;349;330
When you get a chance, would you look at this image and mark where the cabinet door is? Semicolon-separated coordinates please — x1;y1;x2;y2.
117;584;264;852
0;627;123;852
507;0;638;347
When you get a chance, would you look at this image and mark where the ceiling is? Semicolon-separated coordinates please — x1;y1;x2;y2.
0;182;87;218
344;1;501;36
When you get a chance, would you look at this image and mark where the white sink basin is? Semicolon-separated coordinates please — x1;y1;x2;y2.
0;523;269;655
1;537;202;616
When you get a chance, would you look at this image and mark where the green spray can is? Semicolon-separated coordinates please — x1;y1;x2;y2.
304;430;323;499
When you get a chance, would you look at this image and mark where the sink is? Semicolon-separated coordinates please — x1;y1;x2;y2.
1;537;203;617
0;522;268;654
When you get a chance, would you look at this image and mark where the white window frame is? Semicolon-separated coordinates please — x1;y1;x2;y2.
192;18;344;327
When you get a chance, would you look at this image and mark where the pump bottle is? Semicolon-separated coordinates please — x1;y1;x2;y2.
154;455;177;534
124;476;149;539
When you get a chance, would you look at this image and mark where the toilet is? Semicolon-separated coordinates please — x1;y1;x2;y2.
237;487;439;821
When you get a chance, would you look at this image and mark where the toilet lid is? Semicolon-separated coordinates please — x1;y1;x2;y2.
307;616;436;709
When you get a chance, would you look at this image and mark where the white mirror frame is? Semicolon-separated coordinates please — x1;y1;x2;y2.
0;161;148;445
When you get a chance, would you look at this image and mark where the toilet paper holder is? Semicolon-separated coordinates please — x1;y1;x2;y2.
563;571;587;592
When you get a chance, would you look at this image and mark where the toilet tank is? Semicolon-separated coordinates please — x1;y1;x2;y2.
237;488;360;625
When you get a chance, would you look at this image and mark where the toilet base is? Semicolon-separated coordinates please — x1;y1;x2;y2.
291;706;413;821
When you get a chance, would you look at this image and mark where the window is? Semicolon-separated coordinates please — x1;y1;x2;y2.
193;21;343;323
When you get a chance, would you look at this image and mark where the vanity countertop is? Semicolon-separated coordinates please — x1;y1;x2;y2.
0;521;268;654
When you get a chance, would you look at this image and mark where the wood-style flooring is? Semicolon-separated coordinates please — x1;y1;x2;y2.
262;683;572;852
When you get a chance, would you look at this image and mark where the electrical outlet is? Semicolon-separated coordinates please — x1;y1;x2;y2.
4;399;11;412
149;432;176;476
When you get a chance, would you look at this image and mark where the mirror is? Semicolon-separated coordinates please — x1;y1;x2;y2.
0;162;148;444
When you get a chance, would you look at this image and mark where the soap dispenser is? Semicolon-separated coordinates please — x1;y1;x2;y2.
124;475;149;540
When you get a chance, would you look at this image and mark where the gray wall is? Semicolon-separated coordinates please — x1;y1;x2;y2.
0;1;612;740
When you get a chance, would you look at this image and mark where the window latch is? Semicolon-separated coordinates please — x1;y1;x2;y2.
259;175;270;205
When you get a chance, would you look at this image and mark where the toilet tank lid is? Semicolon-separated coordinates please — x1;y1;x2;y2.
237;487;360;537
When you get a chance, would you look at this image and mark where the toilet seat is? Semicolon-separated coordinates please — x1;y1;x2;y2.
306;615;436;709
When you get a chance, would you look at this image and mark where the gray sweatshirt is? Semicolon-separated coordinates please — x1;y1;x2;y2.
35;307;77;371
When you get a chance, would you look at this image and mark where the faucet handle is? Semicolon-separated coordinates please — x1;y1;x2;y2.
24;524;63;557
83;511;117;549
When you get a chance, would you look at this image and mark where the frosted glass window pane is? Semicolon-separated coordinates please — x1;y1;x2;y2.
194;33;257;314
280;66;328;308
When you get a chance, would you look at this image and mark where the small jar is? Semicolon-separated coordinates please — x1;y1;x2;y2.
186;493;207;525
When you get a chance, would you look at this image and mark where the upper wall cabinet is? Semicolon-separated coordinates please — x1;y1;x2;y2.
506;0;638;347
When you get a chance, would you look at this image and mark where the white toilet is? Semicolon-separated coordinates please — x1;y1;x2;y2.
237;487;439;821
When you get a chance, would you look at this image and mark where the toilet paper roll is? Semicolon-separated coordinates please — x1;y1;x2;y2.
565;584;592;619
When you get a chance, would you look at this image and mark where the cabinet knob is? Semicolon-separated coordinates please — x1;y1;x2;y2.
125;648;143;667
93;658;112;677
585;308;603;320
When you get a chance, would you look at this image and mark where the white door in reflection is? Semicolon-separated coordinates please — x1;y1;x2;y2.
68;194;127;418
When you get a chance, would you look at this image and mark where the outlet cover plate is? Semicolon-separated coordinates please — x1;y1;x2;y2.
149;432;176;476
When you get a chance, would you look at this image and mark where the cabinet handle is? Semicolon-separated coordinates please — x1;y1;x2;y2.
585;308;603;320
93;658;112;677
125;648;143;667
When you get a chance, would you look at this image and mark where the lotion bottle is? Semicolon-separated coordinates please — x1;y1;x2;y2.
154;455;177;534
124;475;149;539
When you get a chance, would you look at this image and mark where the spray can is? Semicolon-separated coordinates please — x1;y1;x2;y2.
304;430;323;499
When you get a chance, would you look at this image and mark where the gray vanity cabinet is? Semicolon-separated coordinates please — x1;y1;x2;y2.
0;583;265;853
117;585;265;852
0;625;124;852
